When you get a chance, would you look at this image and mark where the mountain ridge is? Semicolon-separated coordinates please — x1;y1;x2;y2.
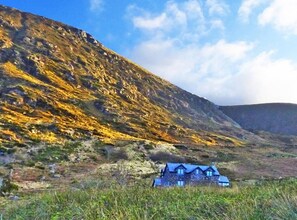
220;103;297;136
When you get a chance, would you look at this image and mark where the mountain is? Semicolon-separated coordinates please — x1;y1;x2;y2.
2;5;297;194
220;103;297;136
0;5;253;147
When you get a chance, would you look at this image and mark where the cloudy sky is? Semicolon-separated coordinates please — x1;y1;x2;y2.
2;0;297;105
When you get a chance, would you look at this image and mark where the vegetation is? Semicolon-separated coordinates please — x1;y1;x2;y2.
149;151;186;163
2;179;297;219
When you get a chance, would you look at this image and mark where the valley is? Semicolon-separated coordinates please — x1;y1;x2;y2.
0;4;296;219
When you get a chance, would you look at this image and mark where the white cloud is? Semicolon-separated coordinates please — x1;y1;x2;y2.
210;19;225;31
128;0;227;41
90;0;104;12
239;0;297;35
130;36;297;105
133;13;168;30
206;0;229;16
129;39;199;84
229;52;297;104
238;0;267;22
127;0;297;105
258;0;297;35
129;2;191;33
129;39;254;104
197;40;253;77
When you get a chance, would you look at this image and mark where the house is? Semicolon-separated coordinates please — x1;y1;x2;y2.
153;163;230;187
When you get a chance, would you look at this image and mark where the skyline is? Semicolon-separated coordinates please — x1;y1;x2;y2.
1;0;297;105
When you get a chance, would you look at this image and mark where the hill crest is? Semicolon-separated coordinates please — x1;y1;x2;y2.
220;103;297;136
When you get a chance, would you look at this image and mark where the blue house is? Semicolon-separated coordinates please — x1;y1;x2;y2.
153;163;230;187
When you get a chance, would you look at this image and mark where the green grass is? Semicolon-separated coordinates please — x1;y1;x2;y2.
2;179;297;220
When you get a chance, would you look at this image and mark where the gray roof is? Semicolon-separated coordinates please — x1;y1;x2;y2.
218;176;229;183
166;163;220;175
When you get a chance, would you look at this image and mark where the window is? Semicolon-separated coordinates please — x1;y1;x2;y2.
177;181;184;186
206;171;213;176
177;168;184;175
196;169;201;175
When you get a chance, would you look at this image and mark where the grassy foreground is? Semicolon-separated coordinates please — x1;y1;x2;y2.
2;179;297;220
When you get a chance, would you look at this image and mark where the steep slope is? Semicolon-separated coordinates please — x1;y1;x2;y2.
220;103;297;136
0;5;250;146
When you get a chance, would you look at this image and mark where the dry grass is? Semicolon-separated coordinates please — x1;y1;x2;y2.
1;179;297;219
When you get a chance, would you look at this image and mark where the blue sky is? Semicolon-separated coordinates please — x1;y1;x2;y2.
2;0;297;105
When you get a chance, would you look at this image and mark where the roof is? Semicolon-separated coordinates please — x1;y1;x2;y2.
165;163;220;175
218;176;229;183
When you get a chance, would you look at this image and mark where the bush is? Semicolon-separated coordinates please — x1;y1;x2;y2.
98;145;129;162
0;178;19;196
149;151;185;163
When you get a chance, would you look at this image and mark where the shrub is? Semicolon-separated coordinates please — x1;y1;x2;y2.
149;151;185;163
99;146;128;161
0;178;19;196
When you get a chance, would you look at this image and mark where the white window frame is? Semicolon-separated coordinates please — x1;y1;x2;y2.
177;180;184;186
206;170;213;176
177;168;184;175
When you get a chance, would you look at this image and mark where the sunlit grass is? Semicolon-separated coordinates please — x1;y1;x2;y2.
2;179;297;219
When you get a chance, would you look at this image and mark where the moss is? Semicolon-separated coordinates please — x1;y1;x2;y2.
0;145;8;152
32;145;68;162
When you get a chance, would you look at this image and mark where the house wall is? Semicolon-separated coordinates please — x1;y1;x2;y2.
162;169;220;186
162;169;187;186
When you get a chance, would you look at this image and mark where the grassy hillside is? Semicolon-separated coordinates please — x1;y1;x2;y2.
0;5;253;147
2;179;297;219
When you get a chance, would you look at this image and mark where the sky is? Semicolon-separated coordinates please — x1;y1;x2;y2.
1;0;297;105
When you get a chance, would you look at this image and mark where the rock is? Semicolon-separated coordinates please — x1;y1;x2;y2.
36;41;43;48
47;42;54;48
22;36;31;43
9;195;20;201
34;162;45;170
48;163;56;174
53;174;61;178
80;30;87;38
